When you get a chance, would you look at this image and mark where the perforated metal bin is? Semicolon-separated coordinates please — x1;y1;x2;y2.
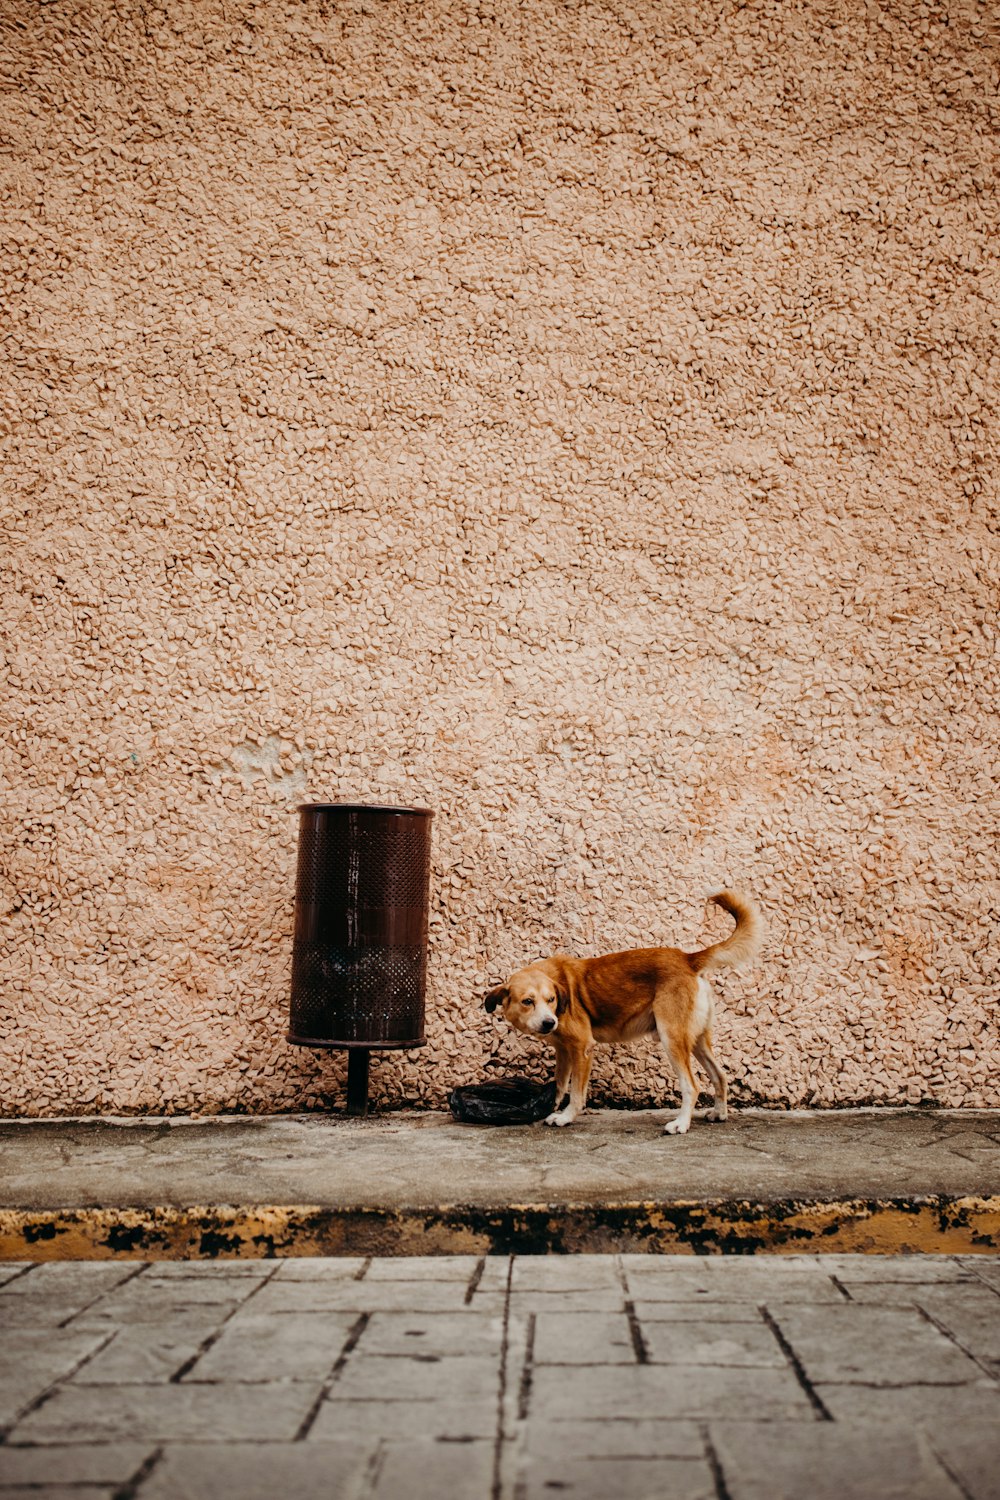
288;803;433;1113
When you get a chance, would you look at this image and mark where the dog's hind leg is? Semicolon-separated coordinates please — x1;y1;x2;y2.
694;1032;728;1122
661;1046;697;1134
654;1001;699;1136
653;978;704;1135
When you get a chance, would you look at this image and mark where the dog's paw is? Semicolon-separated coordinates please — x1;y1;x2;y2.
544;1111;575;1127
663;1118;690;1135
704;1107;728;1123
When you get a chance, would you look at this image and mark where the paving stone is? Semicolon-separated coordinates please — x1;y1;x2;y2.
767;1304;985;1385
507;1289;626;1313
89;1306;226;1341
0;1303;91;1333
710;1420;967;1500
618;1255;687;1271
968;1261;1000;1293
529;1363;816;1422
836;1282;994;1307
624;1264;845;1303
474;1258;512;1296
360;1311;505;1358
0;1265;33;1287
0;1330;112;1424
620;1254;829;1274
10;1381;322;1444
0;1266;138;1299
364;1256;483;1282
519;1454;715;1500
371;1438;495;1499
511;1254;623;1292
531;1310;636;1364
125;1275;271;1303
0;1486;116;1499
185;1312;358;1382
0;1267;142;1328
817;1381;1000;1425
247;1280;484;1315
821;1256;981;1284
834;1283;1000;1370
0;1443;151;1486
497;1309;529;1420
309;1398;497;1442
642;1320;787;1367
524;1418;704;1459
68;1324;206;1385
632;1299;766;1324
331;1352;500;1403
73;1281;259;1325
271;1259;369;1280
925;1418;1000;1500
910;1288;1000;1372
136;1440;374;1500
140;1262;275;1279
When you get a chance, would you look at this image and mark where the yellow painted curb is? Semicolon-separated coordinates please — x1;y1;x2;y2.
1;1197;998;1259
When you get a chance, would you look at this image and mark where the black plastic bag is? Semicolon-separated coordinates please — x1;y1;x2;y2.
449;1076;559;1125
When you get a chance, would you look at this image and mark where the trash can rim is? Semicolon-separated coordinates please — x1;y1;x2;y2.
287;1034;428;1050
297;802;434;816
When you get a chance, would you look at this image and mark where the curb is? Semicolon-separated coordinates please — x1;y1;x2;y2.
3;1196;999;1259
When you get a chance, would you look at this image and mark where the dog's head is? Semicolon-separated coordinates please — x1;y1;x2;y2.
484;962;568;1037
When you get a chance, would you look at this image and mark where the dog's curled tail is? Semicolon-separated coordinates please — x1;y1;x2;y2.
691;890;764;975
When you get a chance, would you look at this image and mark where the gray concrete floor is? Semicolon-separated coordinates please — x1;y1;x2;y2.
1;1254;998;1499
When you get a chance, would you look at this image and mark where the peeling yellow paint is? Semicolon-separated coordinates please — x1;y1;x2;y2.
1;1197;997;1260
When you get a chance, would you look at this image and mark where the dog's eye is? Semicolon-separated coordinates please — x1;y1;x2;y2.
521;999;534;1008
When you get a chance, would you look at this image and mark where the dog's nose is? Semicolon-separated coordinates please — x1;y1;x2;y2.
539;1017;556;1033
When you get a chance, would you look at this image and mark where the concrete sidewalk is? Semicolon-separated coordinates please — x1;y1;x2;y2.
2;1109;999;1258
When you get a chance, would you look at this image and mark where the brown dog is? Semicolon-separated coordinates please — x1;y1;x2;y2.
484;890;762;1133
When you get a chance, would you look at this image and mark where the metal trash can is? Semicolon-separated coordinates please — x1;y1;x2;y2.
288;803;433;1113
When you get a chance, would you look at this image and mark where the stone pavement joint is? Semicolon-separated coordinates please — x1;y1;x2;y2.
295;1311;369;1441
2;1254;997;1498
758;1305;833;1419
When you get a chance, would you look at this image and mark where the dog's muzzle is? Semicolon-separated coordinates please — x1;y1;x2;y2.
539;1017;557;1034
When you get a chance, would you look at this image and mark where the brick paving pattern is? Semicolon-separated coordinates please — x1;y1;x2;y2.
0;1255;997;1498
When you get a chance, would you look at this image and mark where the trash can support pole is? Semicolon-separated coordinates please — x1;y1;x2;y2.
346;1048;370;1116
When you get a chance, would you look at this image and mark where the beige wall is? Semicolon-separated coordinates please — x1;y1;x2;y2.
2;0;998;1116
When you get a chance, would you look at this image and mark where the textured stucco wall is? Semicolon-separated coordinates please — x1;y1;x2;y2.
2;0;998;1116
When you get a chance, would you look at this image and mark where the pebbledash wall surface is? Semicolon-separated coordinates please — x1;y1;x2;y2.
2;0;998;1117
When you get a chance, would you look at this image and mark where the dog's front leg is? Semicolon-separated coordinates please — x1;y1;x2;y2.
550;1043;572;1115
544;1043;592;1127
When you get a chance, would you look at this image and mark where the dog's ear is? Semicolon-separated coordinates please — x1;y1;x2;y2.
484;984;508;1014
543;959;571;1016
